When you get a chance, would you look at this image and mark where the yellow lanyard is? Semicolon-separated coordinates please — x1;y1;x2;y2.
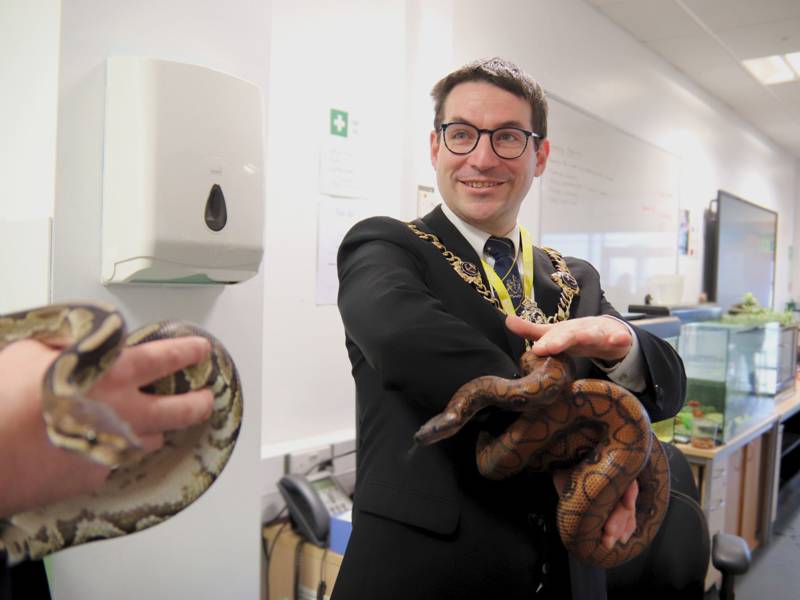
480;225;534;317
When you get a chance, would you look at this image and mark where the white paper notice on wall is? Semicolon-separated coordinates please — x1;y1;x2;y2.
316;198;370;305
319;108;364;198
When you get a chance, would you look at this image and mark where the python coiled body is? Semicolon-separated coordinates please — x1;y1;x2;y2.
0;303;242;564
415;352;669;568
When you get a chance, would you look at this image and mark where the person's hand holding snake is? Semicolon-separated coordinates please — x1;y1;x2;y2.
0;337;213;518
506;314;638;551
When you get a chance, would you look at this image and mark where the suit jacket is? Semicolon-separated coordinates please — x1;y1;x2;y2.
332;206;685;600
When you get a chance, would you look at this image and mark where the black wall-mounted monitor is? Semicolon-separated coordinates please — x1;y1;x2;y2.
703;190;777;311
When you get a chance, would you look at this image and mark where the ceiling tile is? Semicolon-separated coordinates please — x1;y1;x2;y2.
682;0;800;30
716;17;800;59
647;33;737;73
585;0;627;6
705;70;784;112
594;0;705;41
770;79;800;108
681;61;772;115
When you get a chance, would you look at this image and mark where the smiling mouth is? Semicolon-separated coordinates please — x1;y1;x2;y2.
461;180;503;189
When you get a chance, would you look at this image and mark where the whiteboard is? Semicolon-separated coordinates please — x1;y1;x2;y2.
539;96;680;312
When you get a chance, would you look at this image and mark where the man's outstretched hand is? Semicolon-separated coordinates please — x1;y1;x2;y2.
506;314;632;364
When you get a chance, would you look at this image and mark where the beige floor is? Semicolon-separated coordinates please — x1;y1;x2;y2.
720;475;800;600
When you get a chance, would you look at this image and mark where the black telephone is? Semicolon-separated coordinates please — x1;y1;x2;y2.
277;471;353;547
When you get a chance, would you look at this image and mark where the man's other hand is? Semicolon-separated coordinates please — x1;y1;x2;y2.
553;470;638;550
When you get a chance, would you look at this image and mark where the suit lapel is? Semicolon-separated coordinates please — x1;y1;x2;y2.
421;206;484;274
421;206;526;359
421;206;498;308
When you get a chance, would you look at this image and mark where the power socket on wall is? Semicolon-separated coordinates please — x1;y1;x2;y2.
285;445;332;475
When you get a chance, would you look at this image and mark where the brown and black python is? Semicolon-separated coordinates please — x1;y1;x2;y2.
415;351;669;568
0;302;242;564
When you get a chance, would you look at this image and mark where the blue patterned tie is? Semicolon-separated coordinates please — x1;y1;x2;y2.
484;236;524;314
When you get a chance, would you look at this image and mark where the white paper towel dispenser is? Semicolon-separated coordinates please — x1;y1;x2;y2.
101;57;265;284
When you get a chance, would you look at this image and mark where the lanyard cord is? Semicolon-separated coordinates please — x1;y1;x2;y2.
480;225;534;317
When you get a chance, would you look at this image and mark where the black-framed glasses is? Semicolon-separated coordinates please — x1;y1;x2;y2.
440;122;541;160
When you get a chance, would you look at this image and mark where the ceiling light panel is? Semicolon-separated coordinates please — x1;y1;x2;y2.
742;54;797;85
785;52;800;76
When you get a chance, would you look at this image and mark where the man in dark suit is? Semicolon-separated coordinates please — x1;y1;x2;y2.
333;58;685;600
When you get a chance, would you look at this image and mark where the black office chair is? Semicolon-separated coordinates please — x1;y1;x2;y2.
0;558;52;600
607;442;751;600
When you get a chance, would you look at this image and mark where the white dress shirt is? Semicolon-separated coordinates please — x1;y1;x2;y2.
439;202;645;392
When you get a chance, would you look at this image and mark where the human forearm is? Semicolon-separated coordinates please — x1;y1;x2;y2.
0;336;213;518
0;340;110;517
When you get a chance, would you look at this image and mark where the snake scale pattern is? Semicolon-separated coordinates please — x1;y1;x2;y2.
415;351;669;568
0;303;242;565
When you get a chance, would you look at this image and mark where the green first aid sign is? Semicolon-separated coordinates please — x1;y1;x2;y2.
330;108;348;137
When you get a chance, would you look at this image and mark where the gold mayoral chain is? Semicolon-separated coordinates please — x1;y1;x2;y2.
406;222;579;326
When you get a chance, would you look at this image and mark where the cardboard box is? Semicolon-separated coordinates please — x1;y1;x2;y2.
263;521;344;600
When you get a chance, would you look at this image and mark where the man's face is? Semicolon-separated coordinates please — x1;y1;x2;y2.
430;81;549;236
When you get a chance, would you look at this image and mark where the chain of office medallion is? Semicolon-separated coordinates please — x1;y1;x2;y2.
406;223;578;324
541;247;579;323
406;223;501;309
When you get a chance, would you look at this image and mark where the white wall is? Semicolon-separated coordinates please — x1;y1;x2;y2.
0;0;61;222
261;0;409;449
48;1;269;598
259;0;458;452
0;0;60;313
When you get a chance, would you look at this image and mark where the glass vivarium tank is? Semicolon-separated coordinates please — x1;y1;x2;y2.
676;322;797;444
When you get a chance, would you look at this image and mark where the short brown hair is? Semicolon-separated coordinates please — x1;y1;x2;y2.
431;57;548;140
